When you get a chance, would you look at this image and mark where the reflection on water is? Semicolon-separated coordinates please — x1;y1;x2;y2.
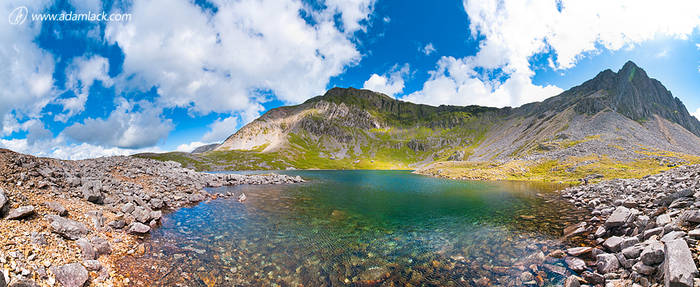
116;170;586;286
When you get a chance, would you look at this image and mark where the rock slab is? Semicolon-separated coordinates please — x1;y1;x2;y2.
663;239;698;287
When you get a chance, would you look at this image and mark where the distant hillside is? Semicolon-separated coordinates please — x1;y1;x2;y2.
137;61;700;183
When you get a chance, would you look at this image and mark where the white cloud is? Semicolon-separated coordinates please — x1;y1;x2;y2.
405;0;700;108
363;64;410;97
202;116;238;143
0;1;56;134
63;98;173;149
0;136;164;160
421;43;436;55
105;0;374;117
176;141;209;153
691;108;700;120
696;43;700;49
55;56;112;122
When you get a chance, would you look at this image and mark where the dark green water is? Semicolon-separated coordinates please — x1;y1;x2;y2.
121;170;586;286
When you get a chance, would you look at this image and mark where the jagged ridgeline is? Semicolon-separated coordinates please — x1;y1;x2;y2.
138;61;700;180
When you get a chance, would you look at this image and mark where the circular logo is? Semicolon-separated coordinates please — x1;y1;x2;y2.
9;6;28;25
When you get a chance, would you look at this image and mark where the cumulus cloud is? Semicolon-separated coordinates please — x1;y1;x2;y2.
105;0;374;116
202;116;239;143
63;99;173;149
363;64;410;97
421;43;436;55
0;0;56;134
692;108;700;120
55;56;112;122
405;0;700;108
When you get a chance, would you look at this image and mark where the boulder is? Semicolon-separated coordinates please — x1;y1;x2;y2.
566;247;592;257
6;206;35;220
679;209;700;224
45;201;68;216
663;239;699;287
50;263;88;287
563;276;580;287
83;260;101;271
632;262;655;276
603;236;624;252
46;215;88;240
120;202;135;214
605;206;631;227
639;241;664;266
127;222;151;235
82;186;103;204
91;237;111;255
596;253;619;274
0;188;9;216
622;245;643;259
76;238;96;260
565;256;586;272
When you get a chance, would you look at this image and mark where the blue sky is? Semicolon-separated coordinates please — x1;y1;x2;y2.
1;0;699;159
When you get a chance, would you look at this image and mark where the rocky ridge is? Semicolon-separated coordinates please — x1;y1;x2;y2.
0;148;303;286
555;164;700;286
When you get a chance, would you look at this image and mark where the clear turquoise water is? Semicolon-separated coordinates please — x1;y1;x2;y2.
121;170;585;286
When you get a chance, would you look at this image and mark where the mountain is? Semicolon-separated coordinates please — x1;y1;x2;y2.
138;61;700;182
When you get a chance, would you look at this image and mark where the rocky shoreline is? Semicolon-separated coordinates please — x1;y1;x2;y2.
557;164;700;286
0;149;303;287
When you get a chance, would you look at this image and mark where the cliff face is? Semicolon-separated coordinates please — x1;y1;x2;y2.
150;61;700;171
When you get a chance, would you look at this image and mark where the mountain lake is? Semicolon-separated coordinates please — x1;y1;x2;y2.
116;170;589;286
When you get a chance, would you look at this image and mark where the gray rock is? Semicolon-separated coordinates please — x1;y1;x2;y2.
91;237;111;255
46;215;88;240
661;231;686;243
620;237;639;250
50;263;88;287
132;207;151;223
603;236;624;252
656;214;672;226
582;271;605;284
622;245;643;259
565;256;586;272
640;241;664;266
594;226;606;238
654;189;693;206
85;210;104;229
643;227;664;239
664;239;698;287
149;198;164;210
605;206;631;227
679;209;700;224
107;220;125;229
6;205;35;220
566;247;592;257
7;280;39;287
563;276;580;287
688;228;700;239
632;262;655;276
83;260;101;271
82;186;103;204
0;188;9;216
596;253;619;274
45;201;68;216
121;202;135;214
127;222;151;234
0;270;5;287
76;238;96;260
